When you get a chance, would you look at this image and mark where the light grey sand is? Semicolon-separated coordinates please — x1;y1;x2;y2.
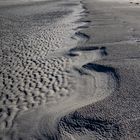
0;0;86;139
1;0;140;139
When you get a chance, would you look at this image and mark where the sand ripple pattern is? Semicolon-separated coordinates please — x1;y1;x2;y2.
0;0;119;140
0;0;84;132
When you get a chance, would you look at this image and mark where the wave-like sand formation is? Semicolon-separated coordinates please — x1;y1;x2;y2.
11;45;118;140
0;0;119;139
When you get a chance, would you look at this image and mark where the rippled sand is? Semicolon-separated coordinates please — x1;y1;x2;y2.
1;0;112;139
1;0;140;139
0;0;85;138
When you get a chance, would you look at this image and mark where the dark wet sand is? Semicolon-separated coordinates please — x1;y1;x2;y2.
71;0;140;139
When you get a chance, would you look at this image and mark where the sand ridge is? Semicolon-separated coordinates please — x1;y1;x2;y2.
8;1;119;140
0;0;125;139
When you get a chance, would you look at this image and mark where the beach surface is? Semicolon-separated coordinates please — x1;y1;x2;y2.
0;0;140;139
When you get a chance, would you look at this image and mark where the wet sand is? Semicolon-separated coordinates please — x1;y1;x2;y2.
0;0;140;139
68;0;140;139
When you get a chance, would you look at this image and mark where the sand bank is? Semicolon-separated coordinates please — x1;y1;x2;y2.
1;0;140;139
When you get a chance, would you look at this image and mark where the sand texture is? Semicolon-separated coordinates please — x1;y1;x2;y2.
0;0;140;139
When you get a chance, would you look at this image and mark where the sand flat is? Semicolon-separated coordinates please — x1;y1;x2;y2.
1;0;140;139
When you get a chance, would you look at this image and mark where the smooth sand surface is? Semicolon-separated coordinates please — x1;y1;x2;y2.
0;0;140;139
69;0;140;139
